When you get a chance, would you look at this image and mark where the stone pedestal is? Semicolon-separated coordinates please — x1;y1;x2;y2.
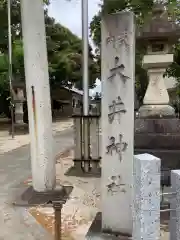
139;104;175;118
101;12;135;235
139;67;175;118
135;118;180;181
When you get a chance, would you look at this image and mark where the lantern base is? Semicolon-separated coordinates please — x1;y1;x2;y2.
138;104;175;118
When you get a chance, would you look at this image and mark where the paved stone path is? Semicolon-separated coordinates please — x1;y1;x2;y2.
0;119;73;154
0;128;73;239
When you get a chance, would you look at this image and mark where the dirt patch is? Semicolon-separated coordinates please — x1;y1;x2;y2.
30;208;54;234
28;149;99;239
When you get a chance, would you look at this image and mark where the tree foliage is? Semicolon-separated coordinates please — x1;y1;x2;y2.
0;0;99;116
90;0;180;102
45;15;99;89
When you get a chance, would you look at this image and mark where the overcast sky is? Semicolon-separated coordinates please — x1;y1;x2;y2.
48;0;101;95
48;0;100;37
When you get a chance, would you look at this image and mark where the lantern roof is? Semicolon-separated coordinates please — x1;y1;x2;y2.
136;2;180;42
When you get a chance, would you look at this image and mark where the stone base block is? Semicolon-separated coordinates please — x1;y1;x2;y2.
135;134;180;149
12;185;73;207
135;118;180;134
135;118;180;179
86;213;131;240
138;104;175;118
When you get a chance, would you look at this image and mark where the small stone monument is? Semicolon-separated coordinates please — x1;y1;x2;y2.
10;80;28;134
135;3;180;181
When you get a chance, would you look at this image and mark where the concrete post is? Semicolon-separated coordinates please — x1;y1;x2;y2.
90;117;100;171
170;170;180;240
133;154;161;240
73;104;82;169
20;0;56;191
101;12;135;235
73;117;82;169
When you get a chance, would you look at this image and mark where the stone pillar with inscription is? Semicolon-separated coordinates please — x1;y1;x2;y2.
101;12;135;235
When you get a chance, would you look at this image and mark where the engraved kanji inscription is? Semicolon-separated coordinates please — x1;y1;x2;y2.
108;56;129;82
106;31;131;50
108;96;126;123
107;175;126;195
106;134;128;162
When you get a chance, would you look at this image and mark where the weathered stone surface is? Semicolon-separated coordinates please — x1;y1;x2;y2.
101;12;135;235
133;154;161;240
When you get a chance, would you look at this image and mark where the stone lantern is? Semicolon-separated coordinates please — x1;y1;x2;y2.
137;3;180;118
11;79;28;133
135;3;180;182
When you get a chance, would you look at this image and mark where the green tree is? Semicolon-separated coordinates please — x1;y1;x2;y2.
0;0;99;117
0;0;50;53
45;15;99;89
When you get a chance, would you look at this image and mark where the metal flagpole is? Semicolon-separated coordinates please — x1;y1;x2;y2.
81;0;90;172
7;0;15;138
82;0;89;115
